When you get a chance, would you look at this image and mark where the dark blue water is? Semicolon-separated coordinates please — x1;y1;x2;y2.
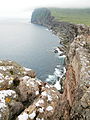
0;20;61;81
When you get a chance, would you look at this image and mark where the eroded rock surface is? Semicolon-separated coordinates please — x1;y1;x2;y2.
59;34;90;120
0;60;61;120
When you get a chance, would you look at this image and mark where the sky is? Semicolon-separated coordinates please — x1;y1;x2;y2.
0;0;90;18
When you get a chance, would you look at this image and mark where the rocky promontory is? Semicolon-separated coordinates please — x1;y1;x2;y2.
0;60;61;120
31;8;90;119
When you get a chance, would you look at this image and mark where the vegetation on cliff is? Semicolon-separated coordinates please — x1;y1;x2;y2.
50;8;90;25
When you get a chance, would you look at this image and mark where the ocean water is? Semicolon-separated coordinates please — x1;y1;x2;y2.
0;20;65;82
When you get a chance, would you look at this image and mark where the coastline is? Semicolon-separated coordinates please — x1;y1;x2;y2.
31;8;90;119
0;8;90;120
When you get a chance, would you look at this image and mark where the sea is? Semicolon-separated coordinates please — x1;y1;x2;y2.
0;19;66;86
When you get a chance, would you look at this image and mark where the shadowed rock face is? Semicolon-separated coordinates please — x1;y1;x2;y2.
0;60;61;120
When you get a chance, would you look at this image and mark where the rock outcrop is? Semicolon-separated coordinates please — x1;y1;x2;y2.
58;33;90;120
0;61;61;120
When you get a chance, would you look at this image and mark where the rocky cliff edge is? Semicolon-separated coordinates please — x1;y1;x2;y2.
31;8;90;120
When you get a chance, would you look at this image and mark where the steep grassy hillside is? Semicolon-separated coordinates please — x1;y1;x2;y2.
50;8;90;25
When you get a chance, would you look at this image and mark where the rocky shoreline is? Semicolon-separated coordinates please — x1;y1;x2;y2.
0;8;90;120
31;8;90;119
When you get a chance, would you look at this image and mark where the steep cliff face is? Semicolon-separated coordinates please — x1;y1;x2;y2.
31;8;54;26
31;8;90;119
59;34;90;120
68;35;90;119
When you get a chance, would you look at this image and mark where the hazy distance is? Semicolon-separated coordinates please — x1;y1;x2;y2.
0;0;90;18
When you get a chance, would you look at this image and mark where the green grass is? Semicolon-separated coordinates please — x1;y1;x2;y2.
49;8;90;26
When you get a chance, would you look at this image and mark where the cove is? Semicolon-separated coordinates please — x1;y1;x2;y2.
0;20;64;81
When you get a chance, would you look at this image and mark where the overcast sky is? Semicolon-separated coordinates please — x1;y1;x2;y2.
0;0;90;18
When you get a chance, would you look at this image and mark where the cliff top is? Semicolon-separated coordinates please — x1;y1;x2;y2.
50;8;90;26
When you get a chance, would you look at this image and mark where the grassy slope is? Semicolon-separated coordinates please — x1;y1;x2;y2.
49;8;90;25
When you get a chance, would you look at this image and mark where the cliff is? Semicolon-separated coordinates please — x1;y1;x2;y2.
0;8;90;120
31;8;90;119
